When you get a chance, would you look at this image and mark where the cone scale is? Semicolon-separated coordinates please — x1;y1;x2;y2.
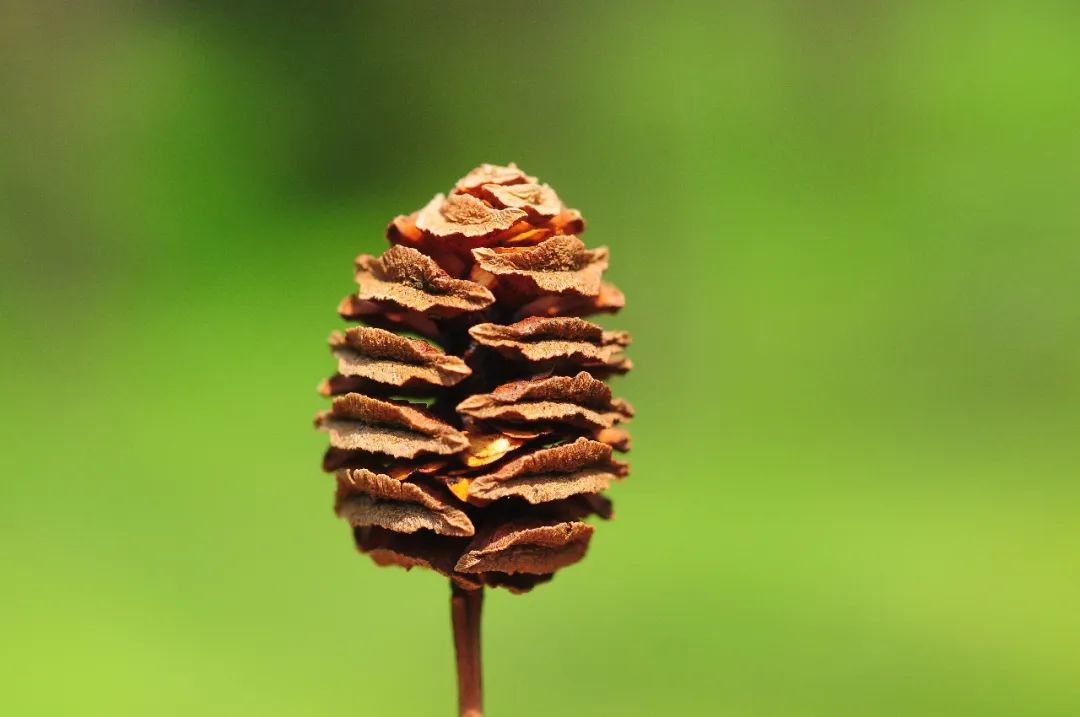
315;164;633;714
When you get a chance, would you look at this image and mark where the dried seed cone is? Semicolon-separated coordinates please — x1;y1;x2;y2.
316;163;632;593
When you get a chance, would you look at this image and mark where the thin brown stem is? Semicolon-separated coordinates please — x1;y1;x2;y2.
450;583;484;717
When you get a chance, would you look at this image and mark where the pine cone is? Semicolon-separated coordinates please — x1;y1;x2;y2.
316;163;632;594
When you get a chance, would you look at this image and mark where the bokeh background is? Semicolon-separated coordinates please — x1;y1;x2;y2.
2;1;1079;715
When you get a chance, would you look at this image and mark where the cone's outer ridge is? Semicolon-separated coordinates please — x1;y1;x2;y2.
316;163;632;592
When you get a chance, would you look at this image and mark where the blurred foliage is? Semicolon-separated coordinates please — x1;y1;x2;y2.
2;1;1078;715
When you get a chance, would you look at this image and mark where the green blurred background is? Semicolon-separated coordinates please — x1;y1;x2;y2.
2;1;1078;715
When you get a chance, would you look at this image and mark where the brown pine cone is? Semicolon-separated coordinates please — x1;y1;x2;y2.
315;163;632;593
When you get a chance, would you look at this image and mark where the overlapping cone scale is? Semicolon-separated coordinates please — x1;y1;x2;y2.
455;520;594;575
466;438;628;505
322;326;471;395
316;163;632;593
455;372;634;432
315;393;468;459
469;317;631;376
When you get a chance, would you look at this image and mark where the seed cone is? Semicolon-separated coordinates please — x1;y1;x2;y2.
316;163;632;593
